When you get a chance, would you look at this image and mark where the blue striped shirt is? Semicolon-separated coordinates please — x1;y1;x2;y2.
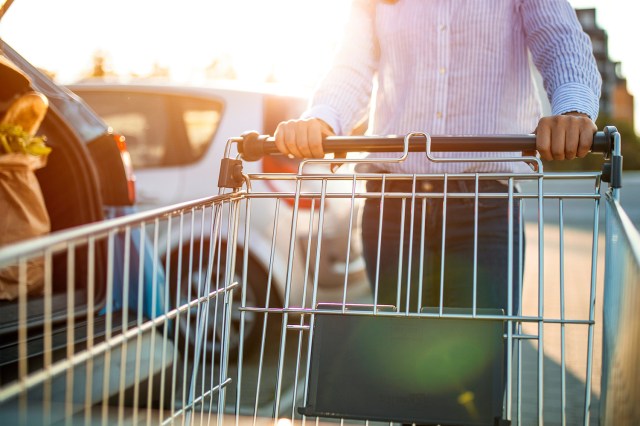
303;0;602;173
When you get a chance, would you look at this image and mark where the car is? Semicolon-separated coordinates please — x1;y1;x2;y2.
0;31;169;423
68;81;371;359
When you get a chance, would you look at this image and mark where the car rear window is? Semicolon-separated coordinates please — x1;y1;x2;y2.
182;100;222;160
72;89;223;169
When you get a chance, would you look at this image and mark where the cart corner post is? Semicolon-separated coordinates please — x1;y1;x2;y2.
599;126;622;196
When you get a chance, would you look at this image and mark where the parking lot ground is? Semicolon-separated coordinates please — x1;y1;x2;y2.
514;223;604;425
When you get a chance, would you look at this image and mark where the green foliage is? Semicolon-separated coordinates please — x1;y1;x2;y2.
542;116;640;172
0;123;51;157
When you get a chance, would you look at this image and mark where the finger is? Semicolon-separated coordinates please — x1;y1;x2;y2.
284;121;304;158
535;121;552;161
564;119;580;160
307;120;326;158
577;122;596;158
274;122;289;156
294;121;312;158
550;122;566;160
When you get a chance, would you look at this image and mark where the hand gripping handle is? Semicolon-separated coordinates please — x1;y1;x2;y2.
237;128;616;161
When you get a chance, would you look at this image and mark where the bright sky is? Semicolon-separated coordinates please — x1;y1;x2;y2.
0;0;351;86
0;0;638;131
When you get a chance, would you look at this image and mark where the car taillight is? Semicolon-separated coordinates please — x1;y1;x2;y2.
261;156;315;209
113;133;136;204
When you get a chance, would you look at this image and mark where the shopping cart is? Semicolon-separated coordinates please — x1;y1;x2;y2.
225;128;622;426
0;126;637;426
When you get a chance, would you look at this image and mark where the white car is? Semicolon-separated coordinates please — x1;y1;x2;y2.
68;81;370;358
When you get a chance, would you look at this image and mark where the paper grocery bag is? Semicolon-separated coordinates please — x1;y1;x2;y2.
0;153;50;300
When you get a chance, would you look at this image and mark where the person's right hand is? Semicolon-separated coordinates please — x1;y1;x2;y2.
274;118;334;158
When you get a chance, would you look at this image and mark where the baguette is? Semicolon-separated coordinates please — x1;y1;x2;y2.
1;91;48;136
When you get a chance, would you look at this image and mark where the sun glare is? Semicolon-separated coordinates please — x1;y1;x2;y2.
0;0;351;90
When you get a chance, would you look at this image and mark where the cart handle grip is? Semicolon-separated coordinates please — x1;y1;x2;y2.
237;128;616;162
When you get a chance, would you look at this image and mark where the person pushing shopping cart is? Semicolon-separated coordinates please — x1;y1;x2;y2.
271;0;601;424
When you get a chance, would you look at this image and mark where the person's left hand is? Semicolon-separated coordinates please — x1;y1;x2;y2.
534;112;597;161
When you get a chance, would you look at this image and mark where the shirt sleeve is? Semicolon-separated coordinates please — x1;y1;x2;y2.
520;0;602;121
301;0;378;135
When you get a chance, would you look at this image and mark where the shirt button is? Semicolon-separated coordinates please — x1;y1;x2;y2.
439;67;446;75
436;111;443;119
439;24;447;31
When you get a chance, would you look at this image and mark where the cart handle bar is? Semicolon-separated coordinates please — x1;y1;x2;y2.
236;127;617;162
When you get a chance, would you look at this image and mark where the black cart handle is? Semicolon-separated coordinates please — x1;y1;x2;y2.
236;127;617;162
